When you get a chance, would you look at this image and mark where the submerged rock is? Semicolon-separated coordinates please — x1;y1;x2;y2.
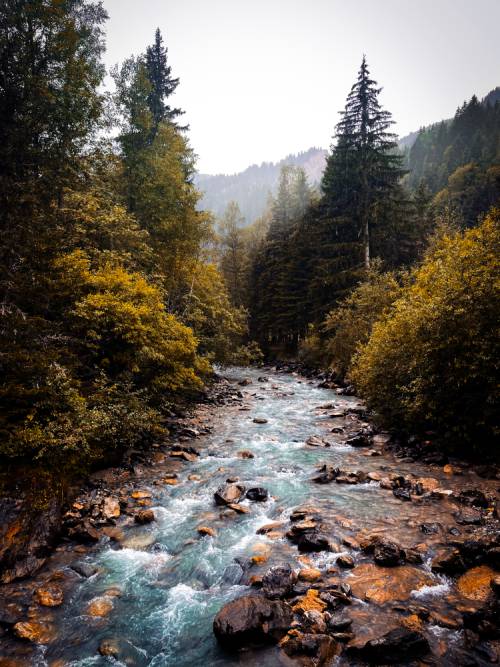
135;509;155;524
34;584;63;607
213;595;292;648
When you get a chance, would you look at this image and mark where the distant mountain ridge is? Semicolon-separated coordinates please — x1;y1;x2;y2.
196;87;499;224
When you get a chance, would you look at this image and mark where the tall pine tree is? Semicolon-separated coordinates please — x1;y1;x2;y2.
322;56;406;268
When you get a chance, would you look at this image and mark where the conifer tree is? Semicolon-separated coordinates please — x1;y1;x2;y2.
145;28;184;134
322;56;406;268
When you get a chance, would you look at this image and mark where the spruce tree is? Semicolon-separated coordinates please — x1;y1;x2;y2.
322;56;406;268
145;28;184;133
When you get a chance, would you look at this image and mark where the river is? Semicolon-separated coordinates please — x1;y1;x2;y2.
7;367;499;666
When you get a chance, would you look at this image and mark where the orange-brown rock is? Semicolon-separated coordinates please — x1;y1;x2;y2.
34;585;63;607
227;503;250;514
349;563;434;605
197;526;216;537
292;589;327;613
298;568;322;582
13;620;56;644
457;565;495;602
256;521;284;534
130;490;152;499
163;478;179;486
401;614;423;632
87;596;114;617
238;450;254;459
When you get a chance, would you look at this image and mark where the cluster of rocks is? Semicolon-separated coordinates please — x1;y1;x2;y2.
213;560;433;665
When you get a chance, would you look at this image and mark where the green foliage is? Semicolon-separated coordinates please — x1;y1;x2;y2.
351;209;500;453
322;264;402;377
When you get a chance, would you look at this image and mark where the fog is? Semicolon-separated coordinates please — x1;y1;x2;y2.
101;0;500;174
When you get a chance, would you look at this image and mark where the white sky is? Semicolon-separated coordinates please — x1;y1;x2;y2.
101;0;500;175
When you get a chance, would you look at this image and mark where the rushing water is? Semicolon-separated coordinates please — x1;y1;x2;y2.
30;367;492;666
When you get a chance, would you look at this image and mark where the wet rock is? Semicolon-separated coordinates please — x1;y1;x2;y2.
135;509;155;524
214;483;246;506
312;465;340;484
326;613;352;632
306;435;327;447
370;540;405;566
227;503;250;514
213;595;292;648
431;548;466;574
280;632;337;666
298;568;322;582
13;620;55;644
337;555;355;569
457;566;496;602
197;526;216;537
293;589;328;613
413;477;440;494
393;487;412;501
349;563;434;605
420;522;440;534
347;627;430;664
246;488;268;502
262;564;297;599
222;562;244;585
238;450;254;459
71;562;98;578
34;584;63;607
295;533;331;553
102;497;120;520
130;489;152;499
455;507;483;525
99;638;119;657
253;418;268;424
456;489;490;508
87;596;114;617
238;378;252;386
345;433;371;448
67;519;100;543
257;521;285;535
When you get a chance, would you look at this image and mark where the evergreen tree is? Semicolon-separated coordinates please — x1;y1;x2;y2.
145;28;184;134
322;56;406;268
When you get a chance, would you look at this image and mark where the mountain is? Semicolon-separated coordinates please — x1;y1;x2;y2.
195;148;327;224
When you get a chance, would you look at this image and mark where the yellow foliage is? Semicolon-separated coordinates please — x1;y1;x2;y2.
352;209;500;452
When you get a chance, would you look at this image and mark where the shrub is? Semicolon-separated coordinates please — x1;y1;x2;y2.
351;209;500;455
323;263;401;378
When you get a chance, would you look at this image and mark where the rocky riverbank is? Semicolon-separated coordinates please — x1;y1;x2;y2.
0;366;499;666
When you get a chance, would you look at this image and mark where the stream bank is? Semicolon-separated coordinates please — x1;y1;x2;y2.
0;366;499;666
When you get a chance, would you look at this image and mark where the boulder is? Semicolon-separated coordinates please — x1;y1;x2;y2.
298;568;322;582
71;562;98;578
345;433;371;448
347;628;430;664
135;509;155;524
197;526;216;537
296;533;331;553
213;595;292;648
337;555;355;569
373;539;405;567
280;632;337;665
34;584;63;607
431;548;466;574
214;483;246;506
246;488;268;502
262;564;297;599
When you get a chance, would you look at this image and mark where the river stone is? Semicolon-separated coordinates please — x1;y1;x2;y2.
347;627;430;664
253;418;268;424
349;563;434;605
71;562;99;578
280;632;337;665
214;483;246;506
34;584;63;607
13;620;56;644
246;487;268;502
457;565;496;602
213;595;292;648
135;509;155;524
373;539;405;567
261;564;297;599
102;497;120;519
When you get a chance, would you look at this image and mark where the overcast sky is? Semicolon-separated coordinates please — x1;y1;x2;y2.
101;0;500;175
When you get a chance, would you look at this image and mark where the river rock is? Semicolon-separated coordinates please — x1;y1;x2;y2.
373;539;405;566
71;562;99;578
135;509;155;524
298;568;322;582
347;627;430;664
457;566;496;602
246;488;268;502
34;584;63;607
214;483;246;506
455;507;483;525
257;521;285;535
197;526;216;537
431;548;466;574
280;631;337;666
213;595;292;648
253;418;268;424
102;497;120;520
238;450;254;458
262;564;297;599
13;620;56;644
227;503;250;514
337;555;355;569
313;465;340;484
345;433;371;448
67;519;100;543
87;596;114;617
349;563;434;605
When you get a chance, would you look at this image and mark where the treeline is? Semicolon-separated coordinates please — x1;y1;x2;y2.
217;58;499;454
0;2;250;467
407;93;500;226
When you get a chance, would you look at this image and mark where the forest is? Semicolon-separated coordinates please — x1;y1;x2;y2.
0;2;498;476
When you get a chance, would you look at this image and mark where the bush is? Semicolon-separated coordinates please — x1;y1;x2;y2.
323;263;401;378
351;209;500;455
